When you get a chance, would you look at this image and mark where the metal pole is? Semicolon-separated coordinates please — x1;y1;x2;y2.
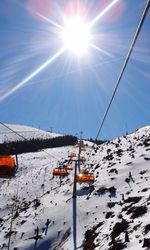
125;123;128;135
78;132;83;172
72;161;77;249
78;142;81;173
60;176;61;187
72;161;77;199
15;154;18;171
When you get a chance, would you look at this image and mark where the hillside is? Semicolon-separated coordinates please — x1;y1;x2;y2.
0;126;150;249
0;124;60;143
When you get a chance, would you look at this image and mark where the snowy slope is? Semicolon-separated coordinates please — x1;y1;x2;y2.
0;126;150;250
0;124;60;143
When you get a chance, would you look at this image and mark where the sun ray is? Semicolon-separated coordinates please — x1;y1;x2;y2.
16;0;63;30
33;10;63;30
89;0;120;27
0;48;65;102
90;43;113;57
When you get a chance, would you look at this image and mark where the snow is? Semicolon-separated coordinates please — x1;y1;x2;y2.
0;125;150;249
0;124;60;143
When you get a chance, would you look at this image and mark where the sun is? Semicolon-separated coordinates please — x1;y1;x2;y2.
61;16;91;56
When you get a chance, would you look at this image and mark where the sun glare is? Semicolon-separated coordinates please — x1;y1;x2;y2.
0;0;122;102
61;16;91;56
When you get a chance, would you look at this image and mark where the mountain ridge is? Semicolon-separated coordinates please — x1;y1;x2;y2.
0;123;61;143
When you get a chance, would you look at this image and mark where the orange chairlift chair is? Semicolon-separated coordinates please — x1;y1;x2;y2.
65;164;74;171
0;155;17;178
52;164;69;177
76;169;94;184
80;156;86;162
68;152;77;158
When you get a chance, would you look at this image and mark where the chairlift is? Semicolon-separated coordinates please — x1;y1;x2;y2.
0;155;17;178
80;156;86;162
59;163;73;171
65;165;74;171
52;163;69;177
68;152;77;158
76;169;94;183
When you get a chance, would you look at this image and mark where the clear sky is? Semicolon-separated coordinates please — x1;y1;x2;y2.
0;0;149;140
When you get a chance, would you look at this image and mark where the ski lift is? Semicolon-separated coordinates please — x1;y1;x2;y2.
53;163;69;177
53;168;69;177
69;152;76;158
76;169;94;183
65;165;74;171
80;156;86;162
0;155;17;178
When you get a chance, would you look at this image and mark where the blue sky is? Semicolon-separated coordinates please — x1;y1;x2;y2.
0;0;149;140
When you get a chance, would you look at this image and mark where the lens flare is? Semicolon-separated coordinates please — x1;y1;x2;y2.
0;0;124;102
90;0;120;27
0;48;65;102
90;43;113;57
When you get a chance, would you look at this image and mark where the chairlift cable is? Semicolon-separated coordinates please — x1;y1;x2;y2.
0;121;59;161
95;0;150;140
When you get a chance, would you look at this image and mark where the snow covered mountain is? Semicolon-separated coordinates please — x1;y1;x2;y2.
0;124;60;143
0;126;150;250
